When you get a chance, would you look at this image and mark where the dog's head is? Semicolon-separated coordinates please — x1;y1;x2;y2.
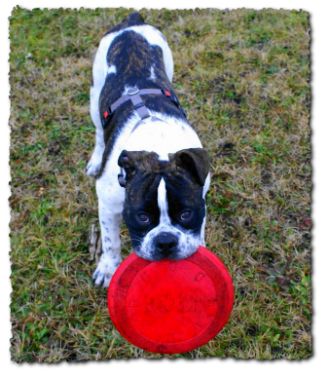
118;148;210;261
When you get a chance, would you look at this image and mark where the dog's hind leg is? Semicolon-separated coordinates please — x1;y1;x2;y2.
86;84;105;177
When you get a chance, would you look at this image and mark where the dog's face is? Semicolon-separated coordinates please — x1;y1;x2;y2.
118;148;210;261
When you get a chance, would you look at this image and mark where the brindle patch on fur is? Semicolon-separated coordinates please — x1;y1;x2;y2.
96;16;186;179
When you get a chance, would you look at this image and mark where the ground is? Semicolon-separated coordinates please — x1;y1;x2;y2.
9;7;311;361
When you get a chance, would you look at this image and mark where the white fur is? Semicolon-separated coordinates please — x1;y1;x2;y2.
88;22;210;287
107;65;117;75
203;173;211;199
149;65;156;80
197;172;211;246
124;113;202;160
158;178;170;224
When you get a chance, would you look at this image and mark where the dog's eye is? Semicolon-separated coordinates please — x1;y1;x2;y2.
137;213;150;223
180;210;192;220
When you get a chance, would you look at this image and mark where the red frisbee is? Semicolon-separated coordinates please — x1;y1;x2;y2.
108;246;234;354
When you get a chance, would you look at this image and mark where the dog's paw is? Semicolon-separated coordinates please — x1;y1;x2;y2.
92;268;112;288
86;153;102;177
86;160;101;177
92;258;120;288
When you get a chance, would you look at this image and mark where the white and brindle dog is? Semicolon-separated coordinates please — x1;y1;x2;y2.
87;12;211;287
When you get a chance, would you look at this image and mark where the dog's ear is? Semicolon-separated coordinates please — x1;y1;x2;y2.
174;148;210;186
118;150;135;187
117;150;159;187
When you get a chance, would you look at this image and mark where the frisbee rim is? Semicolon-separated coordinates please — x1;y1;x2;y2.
108;246;234;354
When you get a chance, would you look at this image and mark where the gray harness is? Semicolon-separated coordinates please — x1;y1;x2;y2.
100;87;186;128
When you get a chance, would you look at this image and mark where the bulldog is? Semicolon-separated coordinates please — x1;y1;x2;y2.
86;12;211;287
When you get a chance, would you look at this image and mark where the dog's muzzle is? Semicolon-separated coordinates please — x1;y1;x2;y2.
153;232;179;257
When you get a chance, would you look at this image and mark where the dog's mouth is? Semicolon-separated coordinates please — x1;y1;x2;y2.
134;243;199;262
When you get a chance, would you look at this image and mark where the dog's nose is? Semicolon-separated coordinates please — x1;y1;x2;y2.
154;233;178;256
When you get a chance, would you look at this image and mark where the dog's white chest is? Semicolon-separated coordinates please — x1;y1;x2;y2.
122;114;202;160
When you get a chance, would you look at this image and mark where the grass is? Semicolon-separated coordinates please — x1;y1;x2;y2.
9;7;311;361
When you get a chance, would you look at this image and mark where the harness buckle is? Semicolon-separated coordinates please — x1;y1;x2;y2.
103;107;114;119
127;87;139;96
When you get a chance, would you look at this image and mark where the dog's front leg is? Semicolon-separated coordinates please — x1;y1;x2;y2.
92;200;123;287
91;148;125;287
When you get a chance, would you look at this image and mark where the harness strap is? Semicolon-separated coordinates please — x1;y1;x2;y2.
101;87;186;128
